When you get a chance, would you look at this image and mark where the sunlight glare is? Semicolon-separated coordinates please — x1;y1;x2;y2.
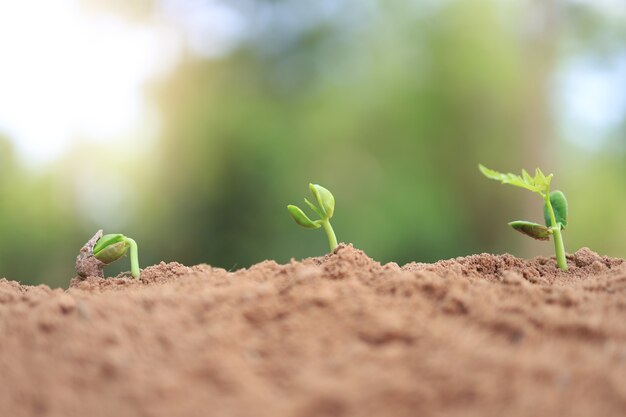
0;0;177;165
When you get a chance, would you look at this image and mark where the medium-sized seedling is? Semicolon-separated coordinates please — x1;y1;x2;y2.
479;164;569;271
93;234;141;278
288;183;338;252
76;230;141;279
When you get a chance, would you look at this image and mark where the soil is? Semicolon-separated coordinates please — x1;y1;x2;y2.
1;245;625;417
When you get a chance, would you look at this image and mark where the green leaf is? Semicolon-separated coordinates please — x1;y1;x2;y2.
304;198;324;218
508;221;552;241
309;183;335;218
287;205;321;229
544;190;568;229
534;169;544;184
534;168;553;193
478;164;552;195
93;235;130;264
93;234;125;255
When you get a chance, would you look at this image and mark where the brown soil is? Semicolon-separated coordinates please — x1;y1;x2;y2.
1;245;625;417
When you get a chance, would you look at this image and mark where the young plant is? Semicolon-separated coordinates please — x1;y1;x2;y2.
76;230;141;279
93;234;141;278
287;183;338;252
478;164;569;271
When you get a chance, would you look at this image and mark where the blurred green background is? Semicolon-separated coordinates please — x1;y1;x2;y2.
0;0;624;287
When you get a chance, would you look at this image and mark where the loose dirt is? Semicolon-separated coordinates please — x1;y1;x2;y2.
0;245;625;417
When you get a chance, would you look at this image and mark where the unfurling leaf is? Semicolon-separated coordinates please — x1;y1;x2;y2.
478;164;552;195
93;234;129;264
94;240;130;264
304;198;324;218
508;221;551;241
309;183;335;218
544;190;568;229
287;205;321;229
534;168;551;190
93;234;125;254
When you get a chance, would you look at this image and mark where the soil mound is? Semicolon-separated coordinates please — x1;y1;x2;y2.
1;245;625;417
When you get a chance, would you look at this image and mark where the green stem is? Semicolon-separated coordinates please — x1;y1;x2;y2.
544;194;568;271
124;237;141;278
321;220;338;252
552;226;567;271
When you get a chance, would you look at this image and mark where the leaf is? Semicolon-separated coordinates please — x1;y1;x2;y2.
522;169;533;183
309;183;335;218
478;164;552;195
93;234;133;264
304;198;324;218
534;168;553;191
478;164;538;192
508;221;552;241
287;205;321;229
93;234;125;255
94;241;130;264
544;190;568;229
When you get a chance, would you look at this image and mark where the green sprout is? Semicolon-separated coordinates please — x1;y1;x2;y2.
479;164;569;271
93;234;141;278
288;183;338;252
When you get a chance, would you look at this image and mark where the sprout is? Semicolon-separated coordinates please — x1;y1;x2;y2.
288;183;338;252
93;234;140;278
479;164;569;271
76;230;141;279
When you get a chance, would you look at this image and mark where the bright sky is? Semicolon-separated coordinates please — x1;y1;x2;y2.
556;54;626;151
0;0;178;165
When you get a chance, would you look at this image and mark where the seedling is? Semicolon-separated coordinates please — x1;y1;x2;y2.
288;183;338;252
479;164;569;271
76;230;141;279
93;234;140;278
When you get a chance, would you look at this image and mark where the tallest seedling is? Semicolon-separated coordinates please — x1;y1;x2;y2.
479;164;569;271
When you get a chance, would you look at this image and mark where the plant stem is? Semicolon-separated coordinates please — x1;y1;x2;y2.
125;237;141;278
321;220;338;252
552;226;567;271
544;194;568;271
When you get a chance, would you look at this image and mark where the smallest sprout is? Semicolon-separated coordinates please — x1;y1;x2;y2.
288;183;338;252
93;234;141;278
